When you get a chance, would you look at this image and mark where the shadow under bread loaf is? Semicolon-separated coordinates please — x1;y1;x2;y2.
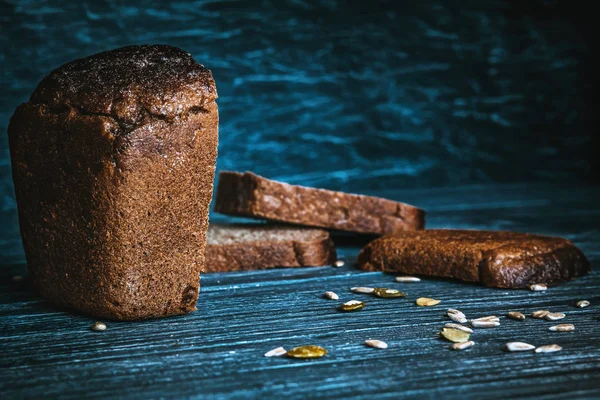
8;45;219;320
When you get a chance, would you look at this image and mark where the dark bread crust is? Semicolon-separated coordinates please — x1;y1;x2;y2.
205;224;336;272
214;171;425;235
357;230;590;288
8;45;219;320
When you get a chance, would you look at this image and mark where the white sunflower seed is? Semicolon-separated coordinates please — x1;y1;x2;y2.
505;342;535;352
90;321;107;332
264;347;287;357
365;339;388;349
445;323;473;333
549;324;575;332
471;320;500;328
351;287;375;294
535;344;562;353
324;291;339;300
451;340;475;350
530;283;547;291
334;260;345;268
447;309;468;323
532;310;550;319
507;311;526;321
545;312;566;321
576;300;590;308
472;316;500;323
395;276;421;283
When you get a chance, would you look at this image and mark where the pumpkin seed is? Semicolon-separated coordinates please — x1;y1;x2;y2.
532;310;550;319
549;324;575;332
545;312;566;321
416;297;441;306
324;291;339;300
373;288;406;298
351;287;375;294
365;339;388;349
264;347;287;357
535;344;562;353
507;311;526;321
339;300;365;311
395;276;420;283
334;260;345;268
90;321;107;332
447;309;467;323
440;328;471;343
576;300;590;308
444;323;473;333
530;283;547;291
451;340;475;350
286;345;327;358
505;342;535;352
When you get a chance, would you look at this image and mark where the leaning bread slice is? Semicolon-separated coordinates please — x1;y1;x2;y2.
214;171;425;235
205;224;337;272
357;230;590;288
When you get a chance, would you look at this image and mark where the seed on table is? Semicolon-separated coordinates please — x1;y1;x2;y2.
549;324;575;332
532;310;550;319
507;311;526;321
535;344;562;354
576;300;590;308
451;340;475;350
339;300;366;311
365;339;388;349
395;276;420;283
471;317;500;328
530;283;547;291
472;316;500;323
447;309;468;324
505;342;536;352
444;323;473;333
545;312;566;321
264;347;287;357
324;291;339;300
440;328;471;343
373;288;407;298
12;275;24;282
351;287;375;294
90;321;107;332
334;260;345;268
286;345;327;359
416;297;441;306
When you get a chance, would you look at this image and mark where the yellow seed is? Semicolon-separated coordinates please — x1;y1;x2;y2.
373;288;406;298
416;297;441;306
286;345;327;359
440;328;470;343
339;300;366;311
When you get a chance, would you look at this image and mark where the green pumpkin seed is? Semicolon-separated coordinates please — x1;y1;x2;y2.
440;328;471;343
339;300;366;311
286;345;327;358
372;288;406;298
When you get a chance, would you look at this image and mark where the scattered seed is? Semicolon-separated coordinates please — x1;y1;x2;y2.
576;300;590;308
373;288;407;298
365;339;388;349
472;316;500;322
505;342;535;352
451;340;475;350
339;300;365;312
12;275;24;282
444;323;473;333
324;291;339;300
447;309;468;324
90;321;107;332
532;310;550;319
545;312;566;321
416;297;441;306
286;345;327;359
549;324;575;332
535;344;562;353
351;287;375;294
507;311;526;321
440;328;471;343
530;283;547;292
334;260;345;268
264;347;287;357
471;320;500;328
395;276;420;283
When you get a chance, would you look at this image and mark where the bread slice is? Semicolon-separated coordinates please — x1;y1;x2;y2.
357;230;590;288
205;224;336;272
214;171;425;235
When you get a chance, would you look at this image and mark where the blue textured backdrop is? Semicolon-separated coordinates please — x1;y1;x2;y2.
0;0;596;263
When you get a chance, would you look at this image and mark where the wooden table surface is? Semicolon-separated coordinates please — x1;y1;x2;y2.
1;183;599;399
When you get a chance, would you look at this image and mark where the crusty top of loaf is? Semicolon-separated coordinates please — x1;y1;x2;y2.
29;45;217;127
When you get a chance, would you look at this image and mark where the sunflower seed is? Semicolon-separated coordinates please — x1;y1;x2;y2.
395;276;421;283
451;340;475;350
535;344;562;353
549;324;575;332
447;309;468;324
507;311;526;321
365;339;388;349
339;300;365;311
440;328;471;343
264;347;287;357
351;287;375;294
373;288;407;298
12;275;24;282
471;320;500;328
530;283;547;291
286;345;327;358
445;323;473;333
416;297;441;306
324;291;339;300
505;342;535;352
576;300;590;308
472;316;500;323
334;260;345;268
532;310;550;319
90;321;107;332
545;312;566;321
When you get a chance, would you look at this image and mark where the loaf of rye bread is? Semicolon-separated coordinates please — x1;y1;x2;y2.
8;45;219;320
205;224;336;272
357;230;590;288
214;171;425;235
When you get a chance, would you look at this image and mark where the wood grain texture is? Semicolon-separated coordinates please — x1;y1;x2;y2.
1;184;599;399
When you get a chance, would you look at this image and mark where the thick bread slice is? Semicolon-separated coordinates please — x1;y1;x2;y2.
357;230;590;288
214;171;425;235
205;224;336;272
